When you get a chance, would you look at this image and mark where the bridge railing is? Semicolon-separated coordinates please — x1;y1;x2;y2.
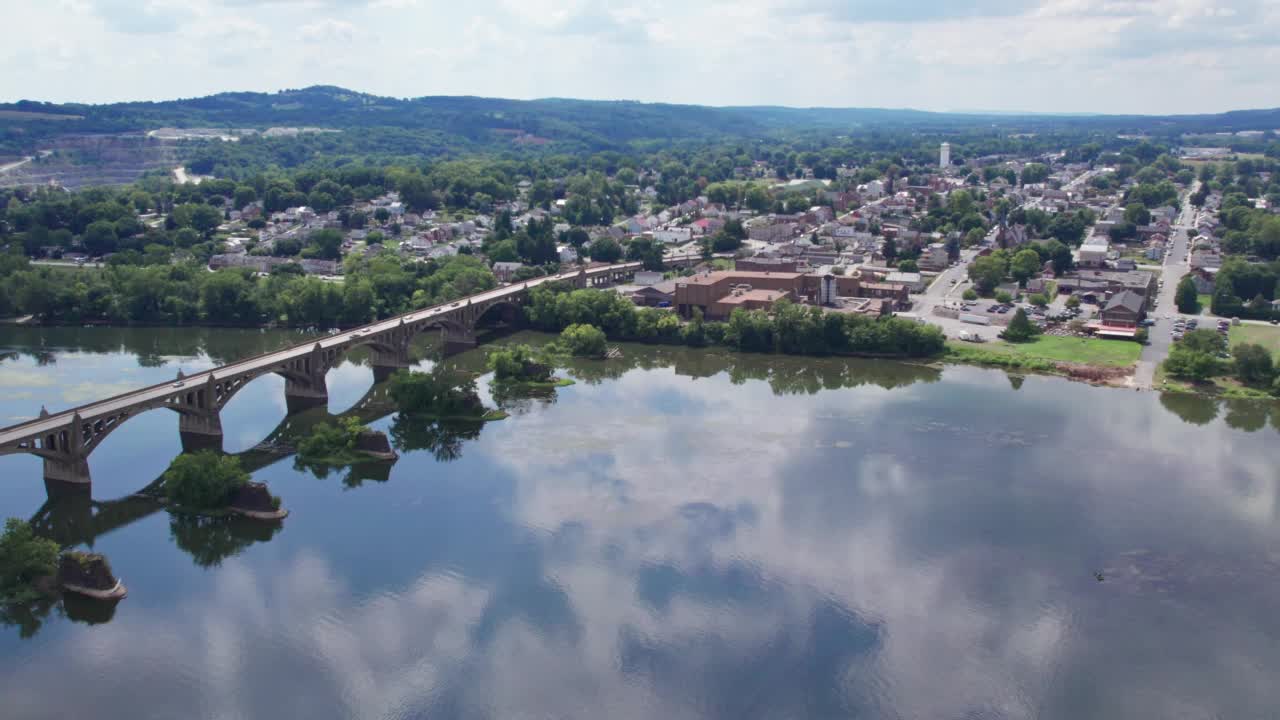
0;262;640;441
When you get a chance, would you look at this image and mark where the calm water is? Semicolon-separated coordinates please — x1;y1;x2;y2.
1;326;1278;719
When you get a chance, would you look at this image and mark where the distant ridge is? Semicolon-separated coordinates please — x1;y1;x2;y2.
2;85;1278;155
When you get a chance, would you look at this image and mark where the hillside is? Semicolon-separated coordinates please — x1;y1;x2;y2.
4;86;1279;154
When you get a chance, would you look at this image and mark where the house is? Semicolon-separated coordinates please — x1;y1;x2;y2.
884;271;925;293
918;242;950;271
1025;278;1050;295
994;224;1029;249
1189;268;1215;294
1098;290;1146;330
492;261;524;282
1190;250;1223;271
557;245;578;264
747;221;797;243
1077;240;1110;268
631;280;677;307
653;227;694;244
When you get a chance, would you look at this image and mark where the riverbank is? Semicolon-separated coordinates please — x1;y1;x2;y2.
941;337;1140;385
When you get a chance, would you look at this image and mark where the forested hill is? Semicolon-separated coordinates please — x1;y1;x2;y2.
3;85;1280;156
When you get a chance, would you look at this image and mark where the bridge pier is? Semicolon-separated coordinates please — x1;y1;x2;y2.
285;373;329;413
44;456;91;487
369;346;412;372
442;326;477;355
372;365;401;383
179;411;223;454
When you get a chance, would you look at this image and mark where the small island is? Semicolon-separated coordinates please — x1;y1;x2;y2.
0;518;126;612
296;417;400;467
389;367;510;420
162;451;288;520
58;551;127;600
487;344;575;388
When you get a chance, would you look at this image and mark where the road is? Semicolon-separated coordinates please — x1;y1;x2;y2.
1133;186;1197;388
0;156;33;174
0;262;640;449
911;248;1006;341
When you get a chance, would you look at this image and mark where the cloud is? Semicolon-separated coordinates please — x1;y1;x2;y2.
90;0;191;34
3;0;1279;112
299;18;359;43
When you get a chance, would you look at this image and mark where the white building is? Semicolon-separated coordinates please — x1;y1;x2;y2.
940;142;951;169
652;227;694;244
1078;240;1110;268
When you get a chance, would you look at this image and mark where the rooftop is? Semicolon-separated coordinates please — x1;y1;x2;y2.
717;289;790;305
678;270;807;286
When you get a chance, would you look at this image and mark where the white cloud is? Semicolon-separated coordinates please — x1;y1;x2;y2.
0;0;1277;112
299;18;359;43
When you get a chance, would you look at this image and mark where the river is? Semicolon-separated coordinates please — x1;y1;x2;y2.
1;326;1278;719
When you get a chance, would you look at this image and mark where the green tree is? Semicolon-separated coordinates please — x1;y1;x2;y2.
82;220;119;256
0;518;60;603
559;323;608;357
1124;203;1151;227
1003;308;1040;342
896;258;918;273
1232;343;1274;385
173;203;223;238
588;237;622;263
308;228;344;260
487;344;554;383
962;288;978;301
162;452;250;509
882;237;897;262
968;254;1006;294
1175;276;1200;314
1009;248;1042;285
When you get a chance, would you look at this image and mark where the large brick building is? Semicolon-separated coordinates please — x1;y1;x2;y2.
674;270;909;319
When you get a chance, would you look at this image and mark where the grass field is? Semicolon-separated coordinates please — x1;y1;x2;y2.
1229;324;1280;358
1196;294;1213;314
948;335;1142;368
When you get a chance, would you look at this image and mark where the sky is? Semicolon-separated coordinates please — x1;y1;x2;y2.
1;0;1278;114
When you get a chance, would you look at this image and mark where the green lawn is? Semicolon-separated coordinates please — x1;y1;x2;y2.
1196;294;1213;314
1229;324;1280;358
949;335;1142;368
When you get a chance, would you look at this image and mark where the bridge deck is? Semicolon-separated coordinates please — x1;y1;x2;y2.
0;263;638;446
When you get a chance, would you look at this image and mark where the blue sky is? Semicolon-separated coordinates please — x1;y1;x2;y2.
2;0;1278;113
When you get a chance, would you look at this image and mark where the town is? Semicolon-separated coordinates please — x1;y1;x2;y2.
4;127;1277;396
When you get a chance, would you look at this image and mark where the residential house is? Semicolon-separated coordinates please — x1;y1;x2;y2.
918;242;950;271
631;280;677;307
1077;240;1110;268
1097;289;1146;334
653;227;694;244
492;261;524;282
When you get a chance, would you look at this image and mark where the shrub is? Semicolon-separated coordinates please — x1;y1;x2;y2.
488;344;554;383
962;288;978;301
1233;343;1275;385
995;290;1013;304
297;417;366;462
0;518;60;602
1003;308;1041;343
559;323;608;357
163;451;249;509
